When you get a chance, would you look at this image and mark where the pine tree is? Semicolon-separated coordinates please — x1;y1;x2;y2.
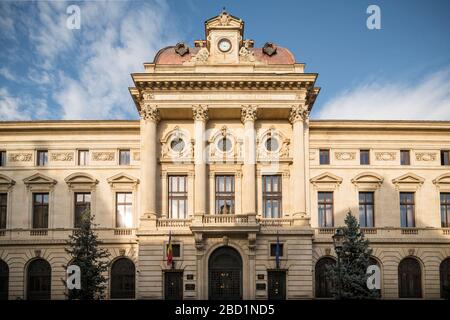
327;211;380;299
64;210;110;299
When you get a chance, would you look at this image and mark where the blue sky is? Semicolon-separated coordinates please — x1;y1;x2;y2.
0;0;449;120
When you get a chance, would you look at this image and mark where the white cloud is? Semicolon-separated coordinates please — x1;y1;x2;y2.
0;87;50;120
0;68;17;82
315;68;450;120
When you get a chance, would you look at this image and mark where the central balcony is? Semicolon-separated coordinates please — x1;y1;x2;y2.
190;214;260;234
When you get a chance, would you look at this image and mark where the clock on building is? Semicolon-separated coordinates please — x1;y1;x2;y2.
218;38;232;52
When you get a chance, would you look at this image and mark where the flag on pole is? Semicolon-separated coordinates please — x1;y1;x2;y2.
167;231;173;267
275;230;280;269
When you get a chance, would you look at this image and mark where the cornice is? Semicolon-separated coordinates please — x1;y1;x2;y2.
309;120;450;131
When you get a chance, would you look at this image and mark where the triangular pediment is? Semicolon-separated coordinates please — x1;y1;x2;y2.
107;173;139;185
23;172;57;186
351;172;384;185
205;11;244;34
65;172;98;187
392;173;424;185
433;173;450;186
310;172;343;185
0;174;15;188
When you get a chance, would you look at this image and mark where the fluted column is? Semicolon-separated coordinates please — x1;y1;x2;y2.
289;103;309;221
241;105;257;216
140;103;160;222
193;105;209;218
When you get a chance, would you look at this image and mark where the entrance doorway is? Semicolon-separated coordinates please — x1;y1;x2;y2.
164;271;183;300
268;270;286;300
208;246;242;300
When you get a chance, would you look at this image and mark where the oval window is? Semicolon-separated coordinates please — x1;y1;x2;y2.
265;137;279;151
170;138;185;152
218;137;232;152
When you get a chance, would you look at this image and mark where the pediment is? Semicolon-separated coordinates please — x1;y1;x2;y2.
392;173;424;185
351;172;384;186
23;173;57;186
205;11;244;33
107;173;139;186
310;172;343;185
0;174;15;188
65;172;98;187
433;173;450;186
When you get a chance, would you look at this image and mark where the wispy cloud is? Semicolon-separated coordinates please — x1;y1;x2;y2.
315;68;450;120
0;87;50;120
0;0;179;120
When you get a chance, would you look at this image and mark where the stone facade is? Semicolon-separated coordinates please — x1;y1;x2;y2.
0;12;449;300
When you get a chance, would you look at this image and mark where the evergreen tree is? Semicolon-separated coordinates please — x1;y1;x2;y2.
327;211;380;299
64;210;110;299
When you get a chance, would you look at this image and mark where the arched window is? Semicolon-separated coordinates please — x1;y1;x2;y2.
440;258;450;299
27;259;51;300
315;257;336;298
0;260;8;300
110;258;135;299
398;257;422;298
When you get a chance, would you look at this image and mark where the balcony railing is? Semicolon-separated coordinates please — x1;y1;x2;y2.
202;215;249;224
258;218;294;227
157;219;191;228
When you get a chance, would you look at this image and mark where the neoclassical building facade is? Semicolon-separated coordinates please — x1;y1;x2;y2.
0;12;450;300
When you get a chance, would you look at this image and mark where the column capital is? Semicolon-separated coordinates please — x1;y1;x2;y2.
140;103;160;122
192;105;209;121
241;105;258;123
289;104;309;124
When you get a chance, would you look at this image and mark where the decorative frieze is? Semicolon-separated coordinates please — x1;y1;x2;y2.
50;152;73;162
92;152;115;161
415;152;436;161
8;153;32;162
133;152;141;161
335;152;356;161
375;152;396;161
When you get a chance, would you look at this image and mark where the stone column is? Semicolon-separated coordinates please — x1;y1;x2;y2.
241;105;257;217
193;105;209;218
289;103;309;223
139;103;160;225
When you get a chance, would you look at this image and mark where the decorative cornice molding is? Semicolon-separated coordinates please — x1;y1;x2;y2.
139;104;160;122
240;105;257;123
192;105;209;122
289;104;309;124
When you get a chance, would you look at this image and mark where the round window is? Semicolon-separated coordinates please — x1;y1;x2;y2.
170;138;185;152
217;137;232;152
265;137;279;152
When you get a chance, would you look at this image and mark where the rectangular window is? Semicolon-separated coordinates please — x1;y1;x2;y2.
441;150;450;166
168;176;187;219
263;175;282;218
74;192;91;228
319;149;330;165
0;193;6;229
270;243;284;257
36;150;48;166
116;192;132;228
360;150;370;165
166;243;181;258
441;193;450;228
119;150;130;165
318;192;333;227
400;192;415;228
215;175;235;214
0;151;6;167
359;192;374;227
33;193;49;229
400;150;410;165
78;150;89;166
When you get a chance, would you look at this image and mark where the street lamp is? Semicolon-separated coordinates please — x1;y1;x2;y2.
332;228;344;299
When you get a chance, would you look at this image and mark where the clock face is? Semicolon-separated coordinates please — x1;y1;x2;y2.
218;39;232;52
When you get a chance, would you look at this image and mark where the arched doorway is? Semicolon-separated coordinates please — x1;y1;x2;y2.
398;257;422;298
440;258;450;299
315;257;336;298
0;260;8;300
110;258;136;299
208;246;242;300
27;259;51;300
